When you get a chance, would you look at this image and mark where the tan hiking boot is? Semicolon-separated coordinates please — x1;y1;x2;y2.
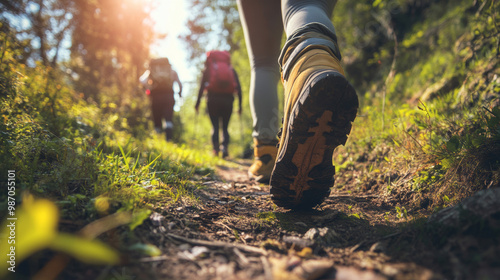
248;138;278;183
270;40;359;209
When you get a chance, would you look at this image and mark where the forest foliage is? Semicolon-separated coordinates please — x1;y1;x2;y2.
0;0;499;278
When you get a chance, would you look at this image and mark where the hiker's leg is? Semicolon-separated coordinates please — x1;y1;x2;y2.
269;0;358;209
282;0;337;39
164;96;175;141
237;0;282;142
238;0;282;182
279;0;341;75
151;96;163;132
207;97;220;155
220;96;234;157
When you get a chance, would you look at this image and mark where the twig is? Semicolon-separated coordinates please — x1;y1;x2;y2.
139;255;170;262
260;256;273;280
215;221;234;233
239;234;248;245
215;221;247;244
233;248;250;265
166;233;268;256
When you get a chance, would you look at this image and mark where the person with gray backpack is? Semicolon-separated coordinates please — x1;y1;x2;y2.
140;57;183;141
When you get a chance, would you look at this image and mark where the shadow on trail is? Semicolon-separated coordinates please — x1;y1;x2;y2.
271;207;395;246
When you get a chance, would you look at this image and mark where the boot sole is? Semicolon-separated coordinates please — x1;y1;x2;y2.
270;71;358;209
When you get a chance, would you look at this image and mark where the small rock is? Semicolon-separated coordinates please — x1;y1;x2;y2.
178;246;209;261
429;188;500;227
243;234;254;242
149;212;164;226
283;236;315;249
190;246;209;258
303;227;342;247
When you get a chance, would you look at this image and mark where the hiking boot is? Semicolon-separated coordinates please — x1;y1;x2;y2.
270;43;359;209
220;145;229;158
248;138;278;183
212;149;219;157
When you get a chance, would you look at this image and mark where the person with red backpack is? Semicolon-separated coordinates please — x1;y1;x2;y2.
140;57;183;141
195;50;242;158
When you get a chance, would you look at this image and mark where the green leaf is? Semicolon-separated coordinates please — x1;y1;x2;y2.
129;209;152;230
129;243;162;257
50;233;120;265
0;197;59;270
143;153;162;170
131;152;141;172
118;144;130;171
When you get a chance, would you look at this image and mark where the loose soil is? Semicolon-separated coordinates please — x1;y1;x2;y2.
52;160;499;280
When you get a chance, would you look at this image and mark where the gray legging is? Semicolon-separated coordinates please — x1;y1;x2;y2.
237;0;337;142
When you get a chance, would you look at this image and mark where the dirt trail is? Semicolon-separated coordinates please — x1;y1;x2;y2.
57;159;500;280
88;160;443;280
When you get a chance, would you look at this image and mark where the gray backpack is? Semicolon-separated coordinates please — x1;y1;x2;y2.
149;58;174;89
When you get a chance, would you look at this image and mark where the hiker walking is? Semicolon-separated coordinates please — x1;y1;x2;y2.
195;50;242;158
140;57;183;141
238;0;359;208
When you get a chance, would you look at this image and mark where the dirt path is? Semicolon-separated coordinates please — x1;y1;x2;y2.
59;161;500;280
88;160;439;280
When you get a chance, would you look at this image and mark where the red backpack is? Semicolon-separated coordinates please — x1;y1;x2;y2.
205;51;236;94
